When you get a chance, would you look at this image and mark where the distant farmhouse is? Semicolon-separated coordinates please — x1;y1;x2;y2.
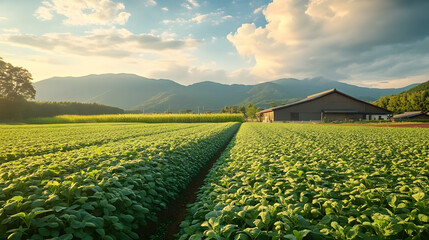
257;89;391;122
393;111;429;120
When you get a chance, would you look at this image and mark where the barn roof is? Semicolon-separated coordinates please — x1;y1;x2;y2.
392;111;427;119
256;88;391;114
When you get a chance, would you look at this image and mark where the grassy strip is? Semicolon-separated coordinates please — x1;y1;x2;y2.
26;113;244;124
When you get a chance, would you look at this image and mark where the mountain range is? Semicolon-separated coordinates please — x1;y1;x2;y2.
34;74;418;112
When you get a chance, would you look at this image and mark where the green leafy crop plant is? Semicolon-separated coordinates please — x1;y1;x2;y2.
0;123;199;162
179;123;429;240
0;122;240;239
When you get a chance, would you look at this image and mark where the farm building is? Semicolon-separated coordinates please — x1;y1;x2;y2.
257;89;391;122
392;111;429;120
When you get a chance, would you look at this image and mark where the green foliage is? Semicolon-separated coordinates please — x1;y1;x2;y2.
405;80;429;93
220;104;261;119
0;58;35;101
372;80;429;114
220;106;246;114
0;99;124;121
0;123;197;162
27;113;244;124
179;123;429;239
178;109;195;114
0;122;240;239
244;104;260;119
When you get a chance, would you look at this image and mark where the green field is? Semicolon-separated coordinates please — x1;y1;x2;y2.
0;122;240;239
1;122;428;239
179;123;429;239
26;113;244;124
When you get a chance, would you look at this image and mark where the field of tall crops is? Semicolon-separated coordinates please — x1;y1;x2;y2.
179;123;429;239
0;122;240;239
26;113;244;124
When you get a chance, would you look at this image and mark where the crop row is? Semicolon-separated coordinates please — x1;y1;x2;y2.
179;123;429;239
0;122;240;240
27;113;244;124
0;123;197;162
0;124;215;180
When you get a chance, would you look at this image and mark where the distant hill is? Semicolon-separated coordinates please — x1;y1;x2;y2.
373;80;429;114
35;74;182;109
404;80;429;93
35;74;417;112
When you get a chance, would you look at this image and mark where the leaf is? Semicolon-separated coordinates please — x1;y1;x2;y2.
205;230;217;238
7;232;22;240
96;229;105;237
234;233;250;240
10;196;24;202
189;233;203;240
70;220;82;229
38;227;50;237
331;221;344;234
320;215;332;225
58;234;73;240
10;212;26;219
260;212;271;225
294;229;311;240
388;195;397;208
30;199;45;208
412;192;425;202
418;214;429;223
346;225;360;239
52;206;67;212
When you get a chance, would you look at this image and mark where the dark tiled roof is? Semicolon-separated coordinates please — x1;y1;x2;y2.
256;88;390;114
393;111;427;119
257;89;336;114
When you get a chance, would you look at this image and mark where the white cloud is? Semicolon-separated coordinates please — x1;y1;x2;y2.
163;10;232;25
187;0;200;8
161;7;168;11
34;0;131;26
228;0;429;83
1;28;200;58
1;28;204;83
0;16;8;21
191;14;208;24
253;6;265;14
2;28;20;33
143;0;156;6
182;0;199;10
150;64;264;85
346;74;429;89
181;3;192;10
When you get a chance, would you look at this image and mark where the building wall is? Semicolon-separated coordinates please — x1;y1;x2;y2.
262;111;274;122
272;92;390;121
324;113;364;121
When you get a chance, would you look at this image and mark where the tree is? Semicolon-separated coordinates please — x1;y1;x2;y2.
0;58;36;100
245;103;261;119
220;103;261;119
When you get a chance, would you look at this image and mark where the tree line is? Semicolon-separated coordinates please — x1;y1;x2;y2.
372;88;429;114
219;103;261;119
0;57;123;121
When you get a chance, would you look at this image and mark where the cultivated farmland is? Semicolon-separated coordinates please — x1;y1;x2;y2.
0;122;240;239
1;122;428;240
179;123;429;239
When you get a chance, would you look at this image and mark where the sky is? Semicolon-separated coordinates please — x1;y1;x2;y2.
0;0;429;88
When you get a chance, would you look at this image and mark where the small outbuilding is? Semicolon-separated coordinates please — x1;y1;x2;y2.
392;111;429;120
257;89;391;122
